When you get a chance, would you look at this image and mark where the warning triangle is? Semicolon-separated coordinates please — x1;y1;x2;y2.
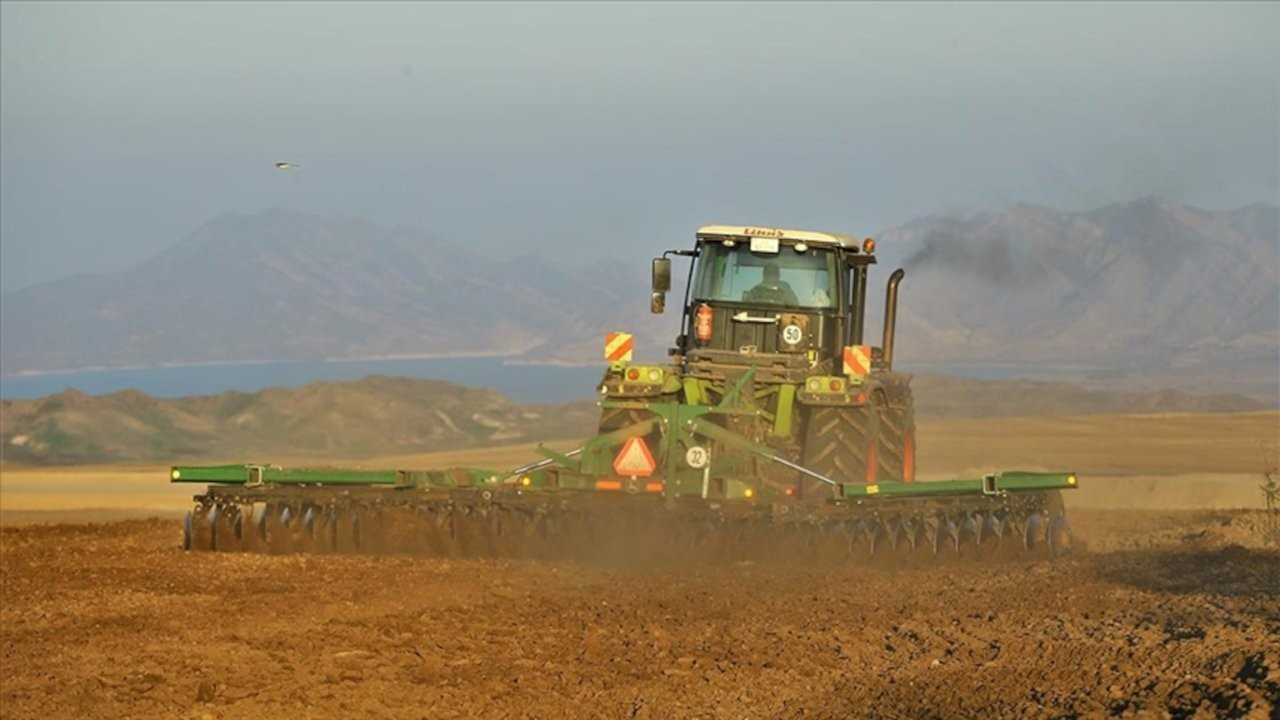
612;436;657;478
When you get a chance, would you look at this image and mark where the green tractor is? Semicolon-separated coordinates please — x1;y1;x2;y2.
595;225;914;501
172;224;1076;560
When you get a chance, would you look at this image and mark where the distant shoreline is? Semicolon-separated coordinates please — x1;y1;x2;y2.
0;350;606;379
0;353;608;405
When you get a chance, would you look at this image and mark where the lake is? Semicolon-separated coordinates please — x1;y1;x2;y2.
0;356;605;404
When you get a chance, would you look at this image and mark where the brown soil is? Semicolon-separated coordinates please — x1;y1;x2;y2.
2;511;1277;720
3;411;1278;717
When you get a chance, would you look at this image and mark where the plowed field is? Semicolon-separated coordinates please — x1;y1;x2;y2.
2;412;1278;718
3;514;1278;718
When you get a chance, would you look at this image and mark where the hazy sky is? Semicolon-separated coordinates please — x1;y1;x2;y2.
2;2;1277;291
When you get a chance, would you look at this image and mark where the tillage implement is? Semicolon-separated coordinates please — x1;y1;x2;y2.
173;225;1077;561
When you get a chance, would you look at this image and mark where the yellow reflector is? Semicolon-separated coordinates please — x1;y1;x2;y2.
520;475;532;486
744;487;755;499
866;484;880;495
171;469;181;480
595;479;623;491
1067;475;1077;486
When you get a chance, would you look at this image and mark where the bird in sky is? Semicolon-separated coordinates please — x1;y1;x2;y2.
274;162;300;170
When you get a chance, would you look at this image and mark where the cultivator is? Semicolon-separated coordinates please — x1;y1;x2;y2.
174;396;1077;562
173;223;1078;563
175;464;1075;561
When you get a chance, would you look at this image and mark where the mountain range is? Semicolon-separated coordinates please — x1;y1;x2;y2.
2;197;1276;399
876;197;1278;397
0;210;659;373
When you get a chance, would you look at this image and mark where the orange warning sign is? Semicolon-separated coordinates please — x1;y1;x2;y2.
604;331;634;363
843;345;871;377
612;436;656;477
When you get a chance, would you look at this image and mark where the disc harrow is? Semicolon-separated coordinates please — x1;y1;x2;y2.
178;474;1074;565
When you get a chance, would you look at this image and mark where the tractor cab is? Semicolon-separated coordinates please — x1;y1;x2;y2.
653;225;882;374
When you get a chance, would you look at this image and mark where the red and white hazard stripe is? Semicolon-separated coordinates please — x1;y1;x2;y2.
604;332;634;363
843;345;871;377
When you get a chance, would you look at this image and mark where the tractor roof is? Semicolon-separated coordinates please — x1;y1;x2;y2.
696;225;861;249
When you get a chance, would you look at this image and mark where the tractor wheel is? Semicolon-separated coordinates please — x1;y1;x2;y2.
875;402;916;484
801;405;878;496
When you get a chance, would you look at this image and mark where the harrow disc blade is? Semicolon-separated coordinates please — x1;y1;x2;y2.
901;517;921;550
946;517;961;553
182;512;193;551
984;513;1003;543
280;506;293;528
256;506;269;540
930;519;946;556
885;517;903;552
1047;515;1072;557
867;522;883;556
326;509;340;552
959;515;978;549
1023;513;1043;551
303;507;316;539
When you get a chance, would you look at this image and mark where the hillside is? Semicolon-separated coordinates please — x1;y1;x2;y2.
0;209;666;373
0;376;599;465
876;197;1278;397
0;374;1268;466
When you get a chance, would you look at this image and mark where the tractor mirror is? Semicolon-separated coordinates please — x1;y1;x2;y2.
651;257;672;293
650;258;671;314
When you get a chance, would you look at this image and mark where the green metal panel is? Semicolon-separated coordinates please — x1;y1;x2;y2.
682;377;707;406
840;472;1077;499
773;383;796;437
996;471;1079;489
172;464;400;486
553;472;593;491
535;445;583;472
169;465;254;483
262;468;402;485
714;365;757;410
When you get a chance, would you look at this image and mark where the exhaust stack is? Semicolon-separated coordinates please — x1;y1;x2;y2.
881;268;905;370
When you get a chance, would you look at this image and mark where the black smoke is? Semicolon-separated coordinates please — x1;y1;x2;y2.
902;228;1035;284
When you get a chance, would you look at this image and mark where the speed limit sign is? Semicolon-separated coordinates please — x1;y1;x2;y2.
685;445;709;469
781;324;804;345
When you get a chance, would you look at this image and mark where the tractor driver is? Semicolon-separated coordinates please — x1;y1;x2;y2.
743;262;799;305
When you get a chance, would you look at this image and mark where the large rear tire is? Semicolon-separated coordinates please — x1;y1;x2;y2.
801;405;878;496
875;402;916;484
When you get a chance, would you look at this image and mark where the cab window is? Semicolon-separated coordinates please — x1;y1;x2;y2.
693;243;836;309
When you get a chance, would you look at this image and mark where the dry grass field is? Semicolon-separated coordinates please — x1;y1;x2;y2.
3;411;1276;521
